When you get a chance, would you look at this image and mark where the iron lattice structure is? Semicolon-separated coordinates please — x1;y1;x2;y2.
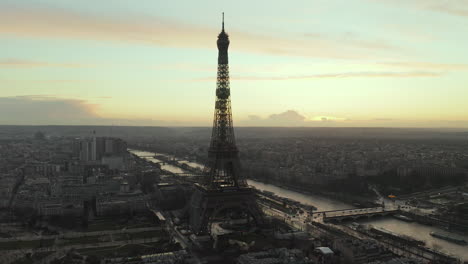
189;14;264;235
204;14;246;189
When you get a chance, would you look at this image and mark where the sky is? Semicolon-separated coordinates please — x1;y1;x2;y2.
1;0;468;128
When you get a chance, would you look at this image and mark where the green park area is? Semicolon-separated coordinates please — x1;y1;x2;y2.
0;238;55;250
11;252;54;264
113;229;166;241
76;239;178;259
61;235;106;246
86;217;155;232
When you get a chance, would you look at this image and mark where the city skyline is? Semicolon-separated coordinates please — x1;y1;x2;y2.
1;0;468;128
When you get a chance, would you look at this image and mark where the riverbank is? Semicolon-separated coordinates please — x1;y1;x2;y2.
251;177;468;235
248;177;379;209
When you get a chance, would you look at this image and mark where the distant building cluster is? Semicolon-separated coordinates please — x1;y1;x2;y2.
77;136;127;169
0;133;150;218
239;139;468;186
333;238;393;263
136;137;468;187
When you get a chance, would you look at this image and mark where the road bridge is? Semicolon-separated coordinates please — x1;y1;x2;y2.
316;207;399;222
175;172;204;177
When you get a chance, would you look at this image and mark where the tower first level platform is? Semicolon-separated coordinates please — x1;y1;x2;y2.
189;184;265;235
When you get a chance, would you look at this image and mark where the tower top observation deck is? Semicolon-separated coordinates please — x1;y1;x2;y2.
217;12;229;64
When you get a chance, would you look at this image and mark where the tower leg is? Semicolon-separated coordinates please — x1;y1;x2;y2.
189;185;264;235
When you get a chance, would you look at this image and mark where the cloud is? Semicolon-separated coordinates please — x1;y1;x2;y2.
240;110;349;126
0;5;399;60
1;98;466;128
189;71;440;82
0;95;99;125
151;63;214;73
378;61;468;71
247;115;262;121
416;1;468;17
434;4;468;17
242;110;306;126
241;112;468;128
383;24;439;43
304;31;398;51
0;58;87;68
269;110;306;123
311;116;348;122
0;79;95;84
0;95;205;126
237;71;440;80
371;0;468;18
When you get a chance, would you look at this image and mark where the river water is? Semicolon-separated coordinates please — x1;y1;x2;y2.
129;150;185;174
130;149;467;261
246;180;353;211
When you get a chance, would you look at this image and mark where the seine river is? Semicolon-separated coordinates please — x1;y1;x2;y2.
130;149;467;261
248;180;468;261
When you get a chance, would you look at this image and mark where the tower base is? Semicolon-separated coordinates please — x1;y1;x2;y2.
189;184;265;235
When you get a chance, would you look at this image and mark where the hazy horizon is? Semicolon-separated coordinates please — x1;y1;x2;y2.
1;124;468;130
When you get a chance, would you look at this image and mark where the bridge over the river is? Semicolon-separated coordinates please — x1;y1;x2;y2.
316;207;399;222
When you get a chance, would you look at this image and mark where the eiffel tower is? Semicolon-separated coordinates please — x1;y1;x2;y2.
189;13;264;235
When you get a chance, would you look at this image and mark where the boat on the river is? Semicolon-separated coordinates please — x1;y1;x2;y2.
430;231;467;245
370;226;425;246
393;214;414;222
